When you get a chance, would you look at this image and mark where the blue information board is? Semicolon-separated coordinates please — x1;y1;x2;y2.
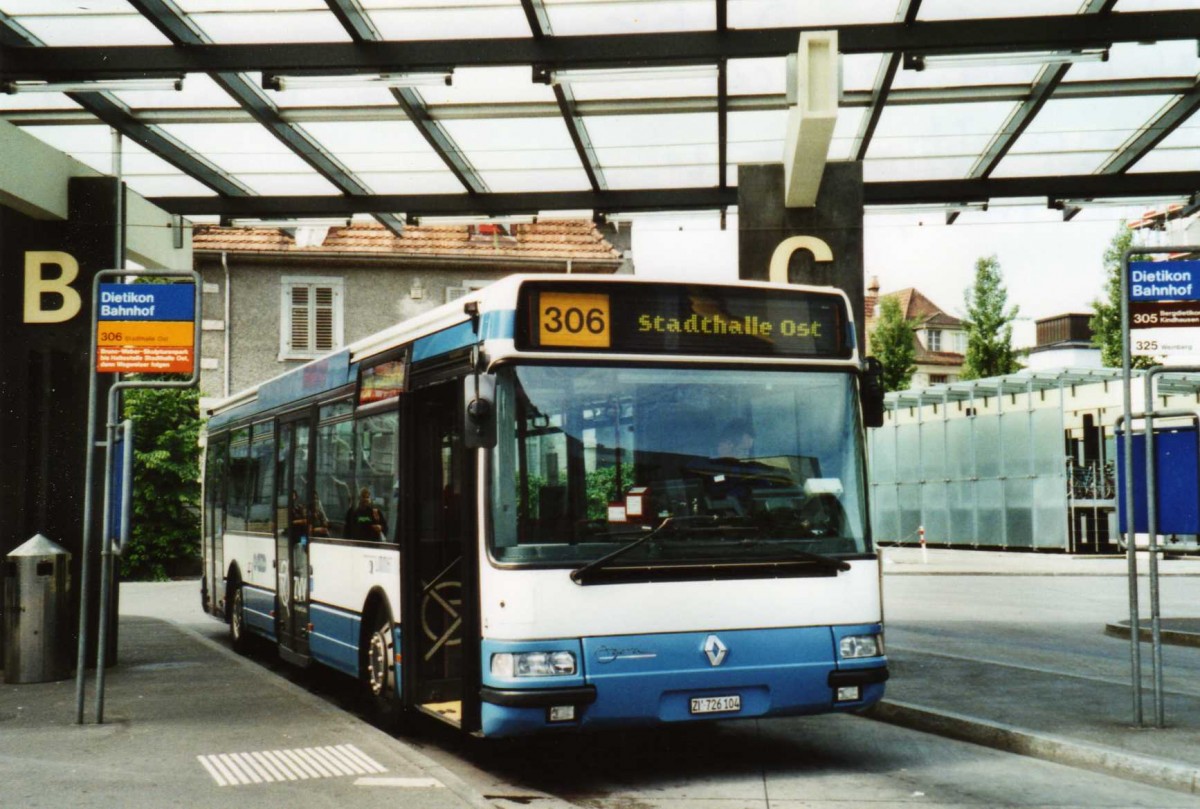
98;283;195;321
1129;260;1200;303
1116;425;1200;534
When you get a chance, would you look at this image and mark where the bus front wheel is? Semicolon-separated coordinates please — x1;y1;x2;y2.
365;614;402;728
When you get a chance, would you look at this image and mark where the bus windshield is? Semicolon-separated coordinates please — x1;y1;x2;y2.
489;365;869;568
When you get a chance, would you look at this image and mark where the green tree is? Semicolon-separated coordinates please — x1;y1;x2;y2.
961;255;1021;380
869;296;917;392
1090;223;1154;369
120;386;202;580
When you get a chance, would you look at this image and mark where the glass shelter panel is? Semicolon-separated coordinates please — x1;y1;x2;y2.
872;483;901;542
974;415;1001;479
999;412;1031;478
947;417;975;478
1004;478;1034;549
920;419;946;481
948;481;977;544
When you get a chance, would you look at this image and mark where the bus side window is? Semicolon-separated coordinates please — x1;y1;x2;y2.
316;419;355;539
226;427;251;532
354;411;399;542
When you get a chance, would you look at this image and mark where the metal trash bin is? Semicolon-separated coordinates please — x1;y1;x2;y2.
2;534;72;683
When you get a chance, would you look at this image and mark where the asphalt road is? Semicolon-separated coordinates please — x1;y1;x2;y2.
122;574;1200;808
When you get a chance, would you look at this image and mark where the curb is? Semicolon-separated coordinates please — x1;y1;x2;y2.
868;700;1200;795
1103;622;1200;649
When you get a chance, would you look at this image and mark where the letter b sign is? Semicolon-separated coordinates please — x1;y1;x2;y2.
23;251;82;324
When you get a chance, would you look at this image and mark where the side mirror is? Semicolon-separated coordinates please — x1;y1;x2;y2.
463;373;497;449
861;356;885;429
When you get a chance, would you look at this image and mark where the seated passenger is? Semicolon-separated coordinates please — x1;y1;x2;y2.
345;487;388;541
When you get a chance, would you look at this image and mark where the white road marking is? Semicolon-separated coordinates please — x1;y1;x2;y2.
198;744;388;787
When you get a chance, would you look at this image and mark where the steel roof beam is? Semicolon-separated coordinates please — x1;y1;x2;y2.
967;63;1068;179
850;0;920;162
3;12;1195;80
1098;80;1200;174
147;170;1200;218
0;10;34;46
965;0;1115;181
324;0;487;196
0;11;251;198
326;0;382;41
523;0;607;192
520;0;554;40
3;78;1191;127
127;0;406;236
717;0;728;191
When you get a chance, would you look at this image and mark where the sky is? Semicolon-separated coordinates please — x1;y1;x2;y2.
630;203;1174;348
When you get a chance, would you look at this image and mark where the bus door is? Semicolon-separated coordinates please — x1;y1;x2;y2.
275;414;313;659
203;436;226;617
403;379;479;729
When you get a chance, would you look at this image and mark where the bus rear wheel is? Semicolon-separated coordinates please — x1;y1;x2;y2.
365;614;401;728
229;581;252;654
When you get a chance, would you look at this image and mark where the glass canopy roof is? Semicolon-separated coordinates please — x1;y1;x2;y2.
0;0;1197;233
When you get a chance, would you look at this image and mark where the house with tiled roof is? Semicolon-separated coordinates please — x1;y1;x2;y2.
864;277;967;388
194;220;626;410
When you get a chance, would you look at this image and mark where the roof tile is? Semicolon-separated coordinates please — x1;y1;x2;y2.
192;220;622;263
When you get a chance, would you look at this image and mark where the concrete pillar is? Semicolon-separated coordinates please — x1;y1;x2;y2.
737;162;865;353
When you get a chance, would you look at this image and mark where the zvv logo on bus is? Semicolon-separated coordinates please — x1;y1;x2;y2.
538;292;611;349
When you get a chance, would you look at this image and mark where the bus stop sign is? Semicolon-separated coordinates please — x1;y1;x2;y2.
96;283;196;373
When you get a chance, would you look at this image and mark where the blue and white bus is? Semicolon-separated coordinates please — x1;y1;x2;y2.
201;274;888;737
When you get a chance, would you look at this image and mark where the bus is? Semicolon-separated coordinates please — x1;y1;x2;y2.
201;274;888;737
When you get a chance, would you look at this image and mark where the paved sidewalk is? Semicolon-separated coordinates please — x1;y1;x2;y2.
874;546;1200;796
0;611;494;809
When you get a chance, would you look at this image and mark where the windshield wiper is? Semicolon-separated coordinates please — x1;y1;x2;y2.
570;515;713;584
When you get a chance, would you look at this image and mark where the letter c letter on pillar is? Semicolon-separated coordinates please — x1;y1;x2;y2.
768;236;834;284
23;250;82;324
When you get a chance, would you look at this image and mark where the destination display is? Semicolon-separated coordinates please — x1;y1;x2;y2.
516;281;851;358
359;357;407;404
96;283;196;373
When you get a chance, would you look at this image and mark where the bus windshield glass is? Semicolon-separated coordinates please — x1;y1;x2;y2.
489;365;869;567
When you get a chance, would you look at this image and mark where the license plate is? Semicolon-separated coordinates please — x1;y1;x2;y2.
689;695;741;715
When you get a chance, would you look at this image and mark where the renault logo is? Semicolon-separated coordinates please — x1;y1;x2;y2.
702;635;728;667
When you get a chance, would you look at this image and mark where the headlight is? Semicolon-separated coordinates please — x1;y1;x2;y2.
491;651;577;678
839;634;882;659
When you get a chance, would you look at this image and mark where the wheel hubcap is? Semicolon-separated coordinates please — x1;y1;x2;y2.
231;590;243;639
368;627;392;697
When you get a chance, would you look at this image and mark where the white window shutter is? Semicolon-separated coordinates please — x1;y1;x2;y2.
314;286;335;352
290;285;311;352
281;277;344;360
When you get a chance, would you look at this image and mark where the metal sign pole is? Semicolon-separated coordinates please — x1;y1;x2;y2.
1140;395;1200;729
1120;248;1142;726
75;268;201;725
74;283;103;725
94;395;119;723
1121;244;1200;728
